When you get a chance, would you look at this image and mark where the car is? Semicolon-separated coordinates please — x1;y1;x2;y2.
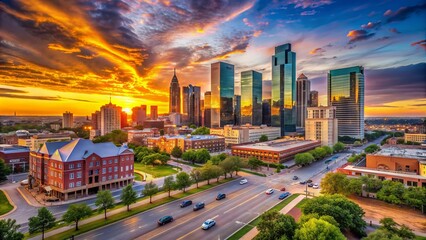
180;200;192;208
216;193;226;200
279;192;291;200
201;219;216;230
265;188;274;195
324;159;332;164
292;176;299;180
299;181;306;185
307;179;313;183
313;183;319;189
158;216;173;226
239;178;248;185
20;179;29;186
308;183;314;187
193;202;205;211
280;187;286;191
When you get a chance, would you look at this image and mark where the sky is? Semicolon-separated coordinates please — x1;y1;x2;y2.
0;0;425;117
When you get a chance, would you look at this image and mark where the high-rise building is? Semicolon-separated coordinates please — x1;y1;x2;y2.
309;91;319;107
296;73;311;128
305;106;338;147
62;111;73;128
262;80;272;126
182;85;201;126
169;68;181;113
211;62;234;127
132;105;147;126
204;91;211;127
328;66;364;139
271;43;296;136
234;95;241;126
91;111;100;130
150;106;158;120
100;102;122;135
200;99;205;127
121;111;128;128
241;70;262;126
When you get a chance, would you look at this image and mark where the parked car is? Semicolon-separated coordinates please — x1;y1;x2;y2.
292;176;299;180
158;216;173;225
265;188;274;195
308;183;314;187
280;187;286;191
299;181;306;185
20;179;28;186
307;179;313;183
239;178;248;185
313;183;319;189
180;200;192;208
201;219;216;230
193;202;205;211
279;192;291;200
216;193;226;200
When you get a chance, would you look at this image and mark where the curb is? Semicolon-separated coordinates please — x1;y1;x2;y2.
16;187;44;207
0;189;17;218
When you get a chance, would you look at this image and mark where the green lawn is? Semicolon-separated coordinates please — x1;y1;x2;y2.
0;190;13;216
134;172;143;181
134;163;178;178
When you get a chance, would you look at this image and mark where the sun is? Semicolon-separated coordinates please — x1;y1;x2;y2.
123;107;132;115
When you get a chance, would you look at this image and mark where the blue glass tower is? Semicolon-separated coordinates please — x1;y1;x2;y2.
211;62;234;127
241;70;262;125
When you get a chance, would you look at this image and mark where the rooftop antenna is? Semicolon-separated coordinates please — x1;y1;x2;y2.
109;93;112;104
174;67;176;76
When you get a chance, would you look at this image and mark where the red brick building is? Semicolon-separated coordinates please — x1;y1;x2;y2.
147;135;225;153
0;144;30;173
29;139;134;200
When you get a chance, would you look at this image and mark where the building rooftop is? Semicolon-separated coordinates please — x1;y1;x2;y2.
149;135;224;141
0;144;30;153
233;139;319;151
344;165;426;180
374;147;426;160
32;133;71;139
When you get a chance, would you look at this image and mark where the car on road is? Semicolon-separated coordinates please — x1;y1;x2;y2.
280;187;286;191
299;180;306;184
313;183;319;189
216;193;226;200
307;179;313;183
239;178;248;185
180;200;192;208
20;179;28;186
193;202;205;211
308;183;314;187
292;176;299;180
201;219;216;230
158;216;173;226
265;188;274;195
279;192;291;200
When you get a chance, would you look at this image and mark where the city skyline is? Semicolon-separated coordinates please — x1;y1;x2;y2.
0;0;425;117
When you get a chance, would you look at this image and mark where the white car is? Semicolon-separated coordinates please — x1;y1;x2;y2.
313;183;319;189
20;179;29;186
265;188;274;195
201;219;216;230
239;179;248;185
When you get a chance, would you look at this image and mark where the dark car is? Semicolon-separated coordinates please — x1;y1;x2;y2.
158;216;173;226
280;187;286;191
308;183;314;187
292;176;299;180
216;193;226;200
307;179;313;183
193;202;205;211
299;181;306;184
180;200;192;208
279;192;291;200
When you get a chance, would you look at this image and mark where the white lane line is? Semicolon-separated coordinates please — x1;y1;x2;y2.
91;233;103;238
123;221;135;227
158;208;167;212
130;229;136;233
223;191;263;214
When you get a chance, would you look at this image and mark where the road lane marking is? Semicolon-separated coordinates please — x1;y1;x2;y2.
177;214;219;240
223;191;264;214
158;208;167;212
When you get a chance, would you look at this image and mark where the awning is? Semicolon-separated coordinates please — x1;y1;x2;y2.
44;186;52;192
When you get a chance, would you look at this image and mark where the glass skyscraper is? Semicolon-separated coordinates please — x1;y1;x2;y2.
241;70;262;125
271;43;296;136
211;62;234;127
328;66;365;140
234;95;241;126
204;91;211;127
296;73;310;128
183;85;201;126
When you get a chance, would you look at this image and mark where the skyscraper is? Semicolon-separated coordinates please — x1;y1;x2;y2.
182;85;201;126
305;106;338;147
150;106;158;120
121;111;128;128
296;73;311;128
204;91;211;127
169;68;181;113
132;105;147;126
309;90;318;107
211;62;234;127
271;43;296;136
62;111;73;128
241;70;262;125
328;66;364;139
100;102;121;135
234;95;241;126
91;111;100;130
262;80;272;126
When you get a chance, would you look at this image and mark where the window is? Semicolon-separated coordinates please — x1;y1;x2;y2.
70;173;74;180
69;182;74;188
69;164;74;169
109;160;112;164
121;167;123;171
103;160;106;165
58;164;62;169
114;174;118;179
89;162;94;167
102;176;106;182
102;168;106;174
96;161;100;166
114;158;118;163
125;166;129;171
108;167;112;173
77;163;82;168
108;176;112;180
59;173;62;179
76;181;81;187
92;157;96;160
130;165;133;170
77;172;82;178
94;169;99;174
114;166;118;172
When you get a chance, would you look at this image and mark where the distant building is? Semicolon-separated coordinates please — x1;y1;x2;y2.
204;91;212;128
241;70;262;126
234;95;241;126
121;111;128;128
210;125;280;146
182;85;201;126
211;62;234;127
91;111;101;130
169;112;182;126
89;129;100;140
305;106;338;147
18;133;72;151
296;73;310;128
100;102;122;135
0;133;19;145
132;105;147;126
262;80;272;126
150;106;158;120
147;135;225;153
309;90;318;107
144;120;165;129
127;128;159;144
405;133;426;143
0;144;30;173
62;111;74;128
50;123;61;131
169;68;181;114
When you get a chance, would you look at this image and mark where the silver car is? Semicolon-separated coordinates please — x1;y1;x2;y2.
201;219;216;230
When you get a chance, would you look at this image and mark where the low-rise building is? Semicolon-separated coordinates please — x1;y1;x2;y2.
127;128;160;144
18;133;72;151
304;106;338;147
404;133;426;143
0;133;19;144
210;124;281;146
231;139;321;163
144;120;165;129
0;144;30;173
147;135;225;153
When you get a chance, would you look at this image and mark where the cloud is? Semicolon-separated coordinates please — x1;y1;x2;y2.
309;47;326;55
301;10;316;16
243;18;254;27
287;0;333;9
0;93;96;102
385;4;426;23
0;87;27;94
347;30;375;44
361;21;381;29
389;28;401;34
410;40;426;50
410;104;426;107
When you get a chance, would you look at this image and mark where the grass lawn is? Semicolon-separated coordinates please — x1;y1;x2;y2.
134;163;178;178
134;172;143;181
227;194;300;240
0;190;13;216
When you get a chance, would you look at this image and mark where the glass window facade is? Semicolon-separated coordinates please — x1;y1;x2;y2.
211;62;234;127
241;70;262;125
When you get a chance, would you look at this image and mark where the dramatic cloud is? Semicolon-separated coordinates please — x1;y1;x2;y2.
243;18;254;27
301;10;316;16
361;21;381;29
410;40;426;50
0;93;96;102
385;3;426;23
287;0;333;9
309;47;326;55
389;28;401;34
347;30;375;44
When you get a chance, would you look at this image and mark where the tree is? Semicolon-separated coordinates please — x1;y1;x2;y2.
247;157;263;170
142;153;169;166
190;168;203;188
347;178;363;196
211;165;223;182
403;187;426;211
333;142;345;153
95;190;115;220
219;156;241;178
159;129;164;136
210;155;222;165
189;124;197;129
200;162;215;185
182;150;197;165
93;130;128;145
0;159;11;181
295;153;314;166
255;210;297;240
195;148;211;163
320;172;349;195
363;229;403;240
0;219;24;240
377;180;405;205
361;176;383;193
365;144;380;153
28;207;56;239
354;140;362;146
171;146;183;158
364;218;415;240
142;181;159;203
121;185;137;211
163;176;176;197
322;146;333;155
175;172;192;193
259;135;268;142
313;147;327;159
192;126;210;135
62;203;92;231
295;218;346;240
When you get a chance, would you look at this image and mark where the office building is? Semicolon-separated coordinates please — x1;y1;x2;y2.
211;62;234;127
151;106;158;120
309;90;318;107
91;111;101;130
143;120;165;129
100;102;122;135
29;139;134;200
296;73;310;128
262;80;272;126
121;111;128;128
62;111;74;128
147;135;225;153
182;85;201;126
18;133;72;151
169;68;181;113
305;106;338;147
204;91;211;127
0;144;30;173
169;112;182;126
234;95;241;126
210;124;280;145
241;70;262;126
127;128;160;144
271;43;296;136
132;105;147;126
405;134;426;143
328;66;364;139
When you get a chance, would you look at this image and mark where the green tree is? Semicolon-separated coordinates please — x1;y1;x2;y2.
182;150;197;164
28;207;56;239
0;219;24;240
142;181;159;203
313;147;327;159
259;135;268;142
354;140;362;146
377;180;405;205
95;190;115;219
364;218;415;240
295;218;346;240
219;156;242;178
175;172;192;193
365;144;380;153
361;176;383;193
120;185;137;211
347;178;363;196
333;142;345;153
255;210;297;240
0;159;11;181
247;157;263;170
189;124;197;129
195;148;210;163
211;165;223;182
210;155;222;165
142;153;169;166
171;146;183;158
93;130;128;145
363;229;403;240
163;176;176;197
403;187;426;211
320;172;349;195
295;153;314;166
322;146;333;155
200;162;216;185
190;168;203;188
62;203;92;231
192;126;210;135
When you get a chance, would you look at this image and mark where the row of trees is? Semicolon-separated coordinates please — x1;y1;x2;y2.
364;144;380;153
294;145;333;166
92;130;128;145
132;145;170;165
364;217;415;240
347;152;366;163
181;148;211;164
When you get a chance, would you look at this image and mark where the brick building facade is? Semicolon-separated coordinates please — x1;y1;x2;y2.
0;144;30;173
147;135;225;153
